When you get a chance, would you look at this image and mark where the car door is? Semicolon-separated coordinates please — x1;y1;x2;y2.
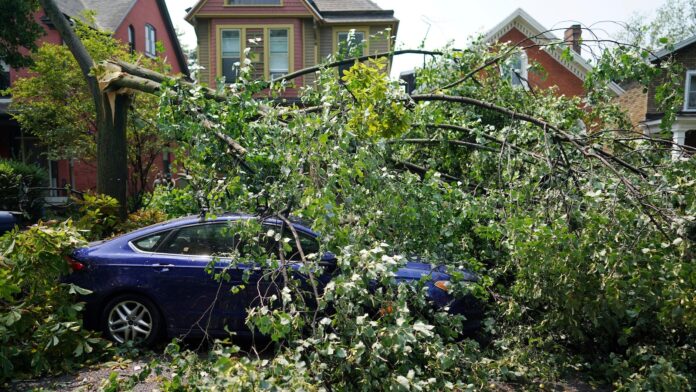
151;223;249;335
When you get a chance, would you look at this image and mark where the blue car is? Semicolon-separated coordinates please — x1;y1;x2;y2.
65;214;482;345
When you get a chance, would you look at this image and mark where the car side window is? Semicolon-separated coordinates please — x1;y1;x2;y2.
160;224;244;256
263;225;319;261
132;231;170;252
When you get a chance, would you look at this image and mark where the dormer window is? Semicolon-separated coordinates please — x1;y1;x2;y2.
145;24;156;57
337;30;366;57
227;0;281;5
684;70;696;111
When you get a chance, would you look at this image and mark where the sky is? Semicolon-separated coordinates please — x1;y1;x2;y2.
165;0;667;76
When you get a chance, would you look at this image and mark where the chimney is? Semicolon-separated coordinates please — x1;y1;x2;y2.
564;24;582;54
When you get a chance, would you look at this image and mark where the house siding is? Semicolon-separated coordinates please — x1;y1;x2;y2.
196;0;312;16
303;19;316;84
318;27;333;60
497;27;585;97
196;20;211;84
615;81;648;126
115;0;184;75
368;25;392;54
648;44;696;115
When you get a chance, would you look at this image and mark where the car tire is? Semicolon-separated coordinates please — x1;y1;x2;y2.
102;294;162;346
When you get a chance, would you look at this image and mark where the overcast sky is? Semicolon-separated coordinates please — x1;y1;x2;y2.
165;0;666;75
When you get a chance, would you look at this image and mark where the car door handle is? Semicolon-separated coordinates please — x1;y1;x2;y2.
153;263;175;272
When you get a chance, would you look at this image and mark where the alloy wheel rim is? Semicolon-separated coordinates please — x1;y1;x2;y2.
107;300;153;343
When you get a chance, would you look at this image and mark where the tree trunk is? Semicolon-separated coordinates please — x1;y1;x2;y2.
39;0;129;218
95;93;130;217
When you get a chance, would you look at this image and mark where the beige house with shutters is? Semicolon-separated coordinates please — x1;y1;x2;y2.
185;0;398;97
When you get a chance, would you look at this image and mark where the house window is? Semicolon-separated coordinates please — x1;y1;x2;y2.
504;52;528;88
145;24;156;57
684;70;696;111
0;61;10;97
269;29;289;79
337;30;366;57
227;0;281;5
127;25;135;53
221;29;241;82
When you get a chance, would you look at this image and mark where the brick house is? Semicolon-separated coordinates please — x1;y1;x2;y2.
634;36;696;157
185;0;399;95
0;0;189;201
402;8;623;98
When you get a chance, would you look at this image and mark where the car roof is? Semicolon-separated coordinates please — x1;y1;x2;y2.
120;213;317;241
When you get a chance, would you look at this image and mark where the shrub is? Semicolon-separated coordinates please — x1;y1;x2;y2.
0;221;111;381
117;208;168;233
146;185;198;218
74;193;120;241
0;160;48;220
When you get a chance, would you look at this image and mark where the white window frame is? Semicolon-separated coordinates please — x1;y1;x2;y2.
145;24;156;57
268;28;289;79
507;51;528;89
683;70;696;111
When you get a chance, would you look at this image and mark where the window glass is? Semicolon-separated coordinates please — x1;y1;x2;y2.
263;226;319;261
145;24;156;57
221;29;241;82
132;231;169;252
687;73;696;110
337;31;365;57
161;224;244;256
128;25;135;53
269;29;289;79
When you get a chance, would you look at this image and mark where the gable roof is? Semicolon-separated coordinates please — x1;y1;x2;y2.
53;0;189;76
56;0;137;32
186;0;398;24
484;8;623;95
652;34;696;61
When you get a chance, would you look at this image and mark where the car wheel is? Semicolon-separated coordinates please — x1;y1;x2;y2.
102;294;161;346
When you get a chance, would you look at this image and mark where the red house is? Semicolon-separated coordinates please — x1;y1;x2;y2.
185;0;399;97
0;0;189;201
483;8;622;97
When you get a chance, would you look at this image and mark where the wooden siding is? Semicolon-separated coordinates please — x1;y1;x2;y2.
368;25;392;54
195;20;211;84
195;0;312;16
303;19;316;84
318;26;332;60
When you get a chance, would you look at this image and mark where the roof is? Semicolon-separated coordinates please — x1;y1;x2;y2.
54;0;189;76
186;0;398;24
56;0;137;32
484;8;623;95
311;0;382;12
652;34;696;61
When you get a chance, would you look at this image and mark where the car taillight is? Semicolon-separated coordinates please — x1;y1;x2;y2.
65;256;86;272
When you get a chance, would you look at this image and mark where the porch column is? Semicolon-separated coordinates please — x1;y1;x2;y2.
673;130;686;160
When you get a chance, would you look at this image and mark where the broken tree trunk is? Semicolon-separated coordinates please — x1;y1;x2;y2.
39;0;130;218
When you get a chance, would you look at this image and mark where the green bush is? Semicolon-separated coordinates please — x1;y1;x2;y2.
0;160;48;220
0;221;111;381
74;193;121;241
146;185;198;218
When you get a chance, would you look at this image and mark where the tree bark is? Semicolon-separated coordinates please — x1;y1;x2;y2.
39;0;130;218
